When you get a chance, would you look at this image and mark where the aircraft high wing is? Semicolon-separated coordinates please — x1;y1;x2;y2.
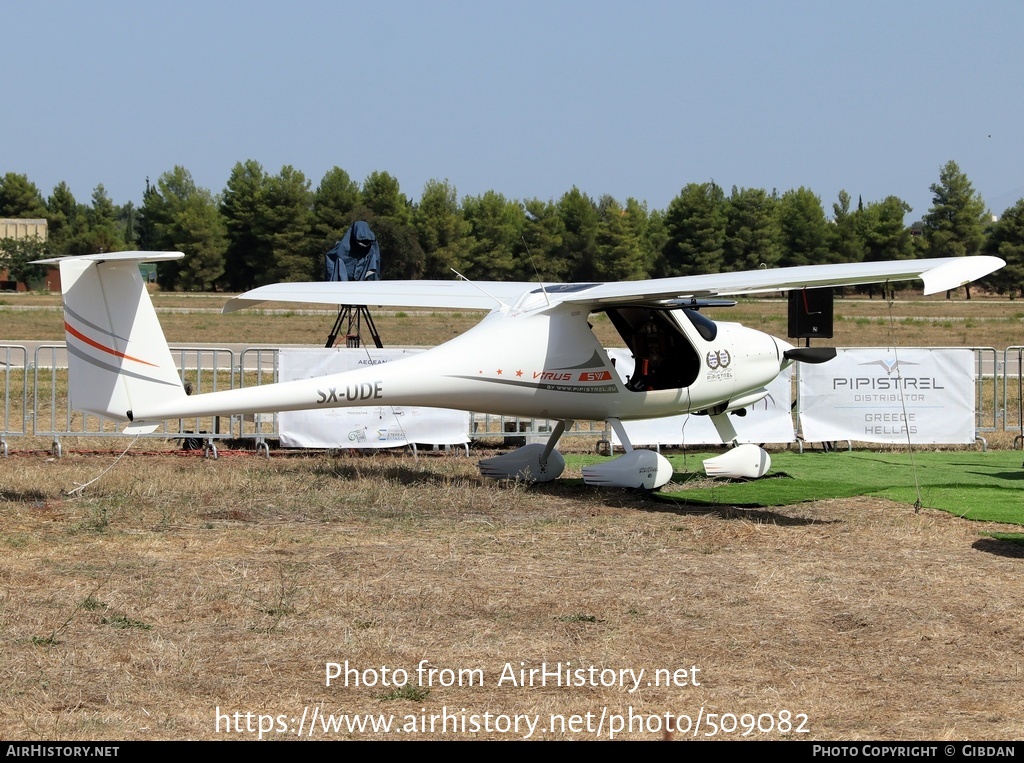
223;257;1001;312
35;251;1004;489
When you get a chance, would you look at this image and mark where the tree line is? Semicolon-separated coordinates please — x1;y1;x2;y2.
1;160;1021;295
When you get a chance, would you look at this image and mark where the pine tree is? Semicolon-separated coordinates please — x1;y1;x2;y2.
922;160;988;298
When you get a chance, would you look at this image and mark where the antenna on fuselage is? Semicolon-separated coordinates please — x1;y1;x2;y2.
451;269;509;309
520;231;550;307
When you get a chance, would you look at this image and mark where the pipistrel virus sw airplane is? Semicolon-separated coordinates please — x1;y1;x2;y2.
37;252;1003;489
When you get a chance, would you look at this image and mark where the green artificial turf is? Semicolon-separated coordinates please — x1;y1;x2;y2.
981;532;1024;545
568;450;1024;524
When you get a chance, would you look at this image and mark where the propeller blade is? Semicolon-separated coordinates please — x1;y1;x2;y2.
783;347;837;364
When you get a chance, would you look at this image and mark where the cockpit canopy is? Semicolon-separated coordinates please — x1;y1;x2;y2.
601;306;716;391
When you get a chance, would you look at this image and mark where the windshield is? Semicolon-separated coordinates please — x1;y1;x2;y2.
681;308;718;341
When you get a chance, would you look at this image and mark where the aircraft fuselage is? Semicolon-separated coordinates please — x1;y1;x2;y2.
129;300;788;426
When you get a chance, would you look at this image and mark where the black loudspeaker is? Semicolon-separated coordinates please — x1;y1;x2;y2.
788;287;834;339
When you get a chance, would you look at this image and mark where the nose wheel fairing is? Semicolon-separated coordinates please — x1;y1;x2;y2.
581;449;674;490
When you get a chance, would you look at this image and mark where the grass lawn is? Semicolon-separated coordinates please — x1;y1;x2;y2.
570;449;1024;524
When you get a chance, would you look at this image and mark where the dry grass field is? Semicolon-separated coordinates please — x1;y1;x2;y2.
2;452;1023;741
1;288;1023;741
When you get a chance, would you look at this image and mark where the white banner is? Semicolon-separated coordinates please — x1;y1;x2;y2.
798;348;975;444
279;348;470;448
606;349;795;446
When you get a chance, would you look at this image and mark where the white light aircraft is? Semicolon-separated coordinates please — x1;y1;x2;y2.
37;252;1003;489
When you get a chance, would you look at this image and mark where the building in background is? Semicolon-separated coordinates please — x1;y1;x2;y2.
0;218;50;290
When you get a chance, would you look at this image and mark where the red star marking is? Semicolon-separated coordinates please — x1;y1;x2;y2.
497;369;503;375
516;369;523;377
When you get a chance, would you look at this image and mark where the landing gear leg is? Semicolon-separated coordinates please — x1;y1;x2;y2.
477;419;571;482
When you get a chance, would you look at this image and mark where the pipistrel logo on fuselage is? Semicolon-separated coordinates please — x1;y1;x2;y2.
704;348;734;381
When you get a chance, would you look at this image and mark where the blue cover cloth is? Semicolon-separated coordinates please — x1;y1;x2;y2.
325;221;381;282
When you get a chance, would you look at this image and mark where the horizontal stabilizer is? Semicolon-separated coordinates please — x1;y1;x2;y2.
123;421;161;435
32;251;184;266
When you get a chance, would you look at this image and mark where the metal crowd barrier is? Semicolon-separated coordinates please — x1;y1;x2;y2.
946;346;999;434
3;345;242;457
1;344;1021;456
0;345;28;456
1005;346;1024;447
238;347;281;455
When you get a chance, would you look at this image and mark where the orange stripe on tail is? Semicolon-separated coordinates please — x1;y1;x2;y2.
65;322;159;367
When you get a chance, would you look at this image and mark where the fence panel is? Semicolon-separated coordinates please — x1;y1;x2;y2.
29;345;237;454
0;345;28;455
170;347;238;446
1004;346;1023;445
965;347;999;433
237;348;280;450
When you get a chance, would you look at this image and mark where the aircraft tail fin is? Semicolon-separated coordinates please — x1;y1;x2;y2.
36;252;188;423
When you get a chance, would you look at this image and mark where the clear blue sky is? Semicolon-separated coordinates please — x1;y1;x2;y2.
3;0;1022;222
